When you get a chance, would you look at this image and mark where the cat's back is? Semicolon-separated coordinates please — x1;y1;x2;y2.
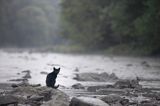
46;72;53;81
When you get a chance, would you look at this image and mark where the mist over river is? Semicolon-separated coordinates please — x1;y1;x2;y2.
0;49;160;90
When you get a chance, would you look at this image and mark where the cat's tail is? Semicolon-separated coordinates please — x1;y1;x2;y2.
53;84;59;89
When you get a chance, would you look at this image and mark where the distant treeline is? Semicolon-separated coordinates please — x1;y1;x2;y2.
61;0;160;55
0;0;61;47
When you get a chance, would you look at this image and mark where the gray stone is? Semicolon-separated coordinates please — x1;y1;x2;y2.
87;85;114;92
70;97;109;106
22;70;31;73
23;72;31;79
97;88;126;95
100;94;122;104
40;71;48;75
114;79;142;89
74;72;118;82
72;83;85;89
10;86;70;106
0;95;18;106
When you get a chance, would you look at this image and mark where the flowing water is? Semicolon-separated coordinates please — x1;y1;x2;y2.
0;49;160;96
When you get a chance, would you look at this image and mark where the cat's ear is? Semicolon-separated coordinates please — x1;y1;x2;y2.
58;68;60;71
53;67;56;70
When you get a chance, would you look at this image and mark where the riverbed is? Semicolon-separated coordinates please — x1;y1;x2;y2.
0;49;160;96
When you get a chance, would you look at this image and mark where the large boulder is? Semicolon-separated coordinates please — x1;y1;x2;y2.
9;86;70;106
70;97;109;106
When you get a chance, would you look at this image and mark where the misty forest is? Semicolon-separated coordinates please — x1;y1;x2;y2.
0;0;160;106
0;0;160;55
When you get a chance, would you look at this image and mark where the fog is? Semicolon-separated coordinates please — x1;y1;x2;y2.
0;1;160;105
0;0;64;48
0;0;159;55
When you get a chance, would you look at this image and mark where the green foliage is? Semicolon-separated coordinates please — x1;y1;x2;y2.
61;0;160;55
61;0;116;49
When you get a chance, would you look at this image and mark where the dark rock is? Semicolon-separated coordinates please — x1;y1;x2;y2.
97;88;126;95
23;72;31;79
0;95;18;106
108;73;119;80
126;64;133;67
87;86;100;92
9;78;28;82
22;70;31;73
12;84;19;88
119;98;129;106
142;93;157;98
140;103;158;106
72;83;85;89
17;73;21;75
87;85;114;92
114;79;142;89
30;84;41;87
100;94;122;104
39;90;52;101
141;61;150;67
28;95;44;101
70;97;109;106
74;67;79;72
73;72;118;82
40;71;48;75
10;86;70;106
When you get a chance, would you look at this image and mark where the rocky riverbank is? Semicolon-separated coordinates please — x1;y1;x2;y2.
0;83;70;106
1;79;160;106
1;70;160;106
69;72;160;106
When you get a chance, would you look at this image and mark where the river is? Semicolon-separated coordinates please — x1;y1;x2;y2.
0;49;160;96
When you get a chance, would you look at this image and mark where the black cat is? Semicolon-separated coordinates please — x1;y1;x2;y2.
46;67;60;89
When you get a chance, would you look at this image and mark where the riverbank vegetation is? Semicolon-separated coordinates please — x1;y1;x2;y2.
0;0;159;56
61;0;160;56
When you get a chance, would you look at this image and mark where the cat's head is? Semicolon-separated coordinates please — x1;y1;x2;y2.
53;67;60;74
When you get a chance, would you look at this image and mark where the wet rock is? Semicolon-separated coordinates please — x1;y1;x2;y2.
28;95;44;101
114;79;142;89
0;95;18;106
9;78;28;82
74;72;118;82
141;61;150;67
31;84;41;87
12;83;41;88
87;85;114;92
17;73;21;75
9;86;70;106
74;67;79;72
40;71;48;75
41;87;70;106
126;64;133;67
142;92;157;98
109;73;119;80
87;86;101;92
70;97;109;106
140;103;158;106
72;83;85;89
97;88;126;95
22;70;31;73
100;94;122;105
119;98;129;106
143;92;160;101
11;84;19;88
23;72;31;79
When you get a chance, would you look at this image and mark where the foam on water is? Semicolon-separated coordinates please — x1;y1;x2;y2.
0;50;160;88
